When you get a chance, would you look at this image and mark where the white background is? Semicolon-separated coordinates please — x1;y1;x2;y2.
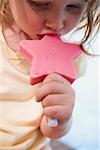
59;30;100;150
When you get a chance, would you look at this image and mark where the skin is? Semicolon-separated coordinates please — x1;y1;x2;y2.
6;0;86;138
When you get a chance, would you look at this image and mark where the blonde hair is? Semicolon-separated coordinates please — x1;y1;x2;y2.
0;0;13;26
0;0;99;52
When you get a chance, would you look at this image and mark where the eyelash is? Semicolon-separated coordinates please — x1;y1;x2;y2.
65;4;83;13
27;1;50;10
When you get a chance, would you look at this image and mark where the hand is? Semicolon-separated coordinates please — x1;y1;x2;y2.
36;73;75;138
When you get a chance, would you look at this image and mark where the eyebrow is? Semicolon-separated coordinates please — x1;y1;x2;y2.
69;0;87;6
26;0;52;3
71;0;87;3
30;0;87;1
27;0;52;2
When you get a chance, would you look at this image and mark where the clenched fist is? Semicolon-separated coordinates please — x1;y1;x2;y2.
36;73;75;138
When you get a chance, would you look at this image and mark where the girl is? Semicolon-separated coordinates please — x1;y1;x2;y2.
0;0;99;149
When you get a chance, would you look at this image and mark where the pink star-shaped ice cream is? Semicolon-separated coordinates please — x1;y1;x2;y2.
19;35;82;85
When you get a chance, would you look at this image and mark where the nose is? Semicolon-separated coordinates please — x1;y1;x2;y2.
44;11;65;32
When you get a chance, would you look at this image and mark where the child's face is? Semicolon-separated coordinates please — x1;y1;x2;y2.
8;0;86;40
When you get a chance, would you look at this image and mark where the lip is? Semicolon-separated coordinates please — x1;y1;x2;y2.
37;34;45;40
37;33;60;40
44;33;60;37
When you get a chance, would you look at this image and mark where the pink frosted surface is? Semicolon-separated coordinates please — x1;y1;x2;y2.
19;35;82;85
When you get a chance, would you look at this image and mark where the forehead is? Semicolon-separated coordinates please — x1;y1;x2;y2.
29;0;87;3
31;0;86;2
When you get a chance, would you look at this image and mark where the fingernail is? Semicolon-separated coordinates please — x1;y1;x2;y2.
47;118;58;127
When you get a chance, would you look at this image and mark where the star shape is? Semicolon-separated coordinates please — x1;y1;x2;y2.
19;35;82;85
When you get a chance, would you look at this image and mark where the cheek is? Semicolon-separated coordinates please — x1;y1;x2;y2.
23;2;44;37
10;0;43;38
22;16;42;38
64;14;82;34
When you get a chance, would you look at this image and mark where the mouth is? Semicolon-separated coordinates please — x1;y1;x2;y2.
37;33;60;40
24;33;60;40
37;34;45;40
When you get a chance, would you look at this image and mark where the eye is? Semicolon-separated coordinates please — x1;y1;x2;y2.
65;4;84;14
26;0;50;10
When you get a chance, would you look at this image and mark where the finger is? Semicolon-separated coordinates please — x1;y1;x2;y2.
43;73;71;86
42;94;68;107
44;106;72;122
36;82;68;102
